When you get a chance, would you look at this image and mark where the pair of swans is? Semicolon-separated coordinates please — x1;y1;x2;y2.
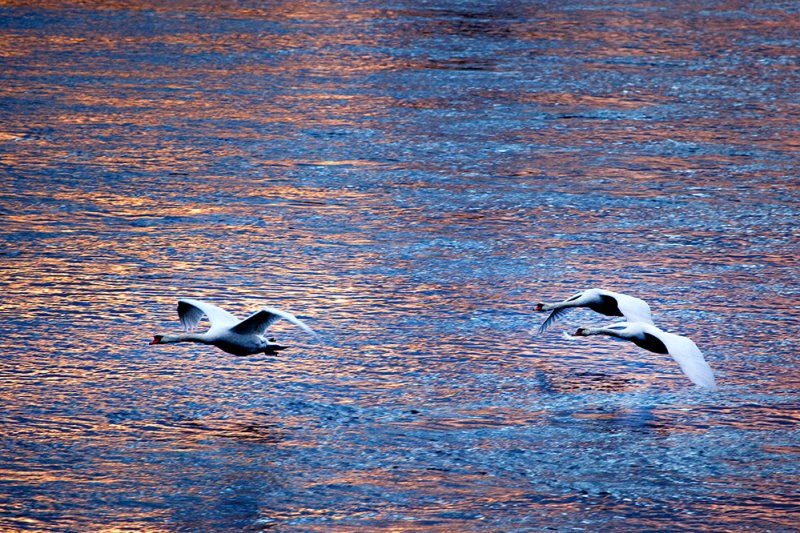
535;289;717;391
150;289;717;391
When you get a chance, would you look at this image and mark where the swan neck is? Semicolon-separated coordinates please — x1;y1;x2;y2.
161;333;210;344
585;327;624;338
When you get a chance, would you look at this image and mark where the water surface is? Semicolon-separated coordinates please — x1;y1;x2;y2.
1;1;798;531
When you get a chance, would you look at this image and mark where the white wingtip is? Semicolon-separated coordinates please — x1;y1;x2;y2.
562;330;575;341
264;307;320;340
688;370;718;392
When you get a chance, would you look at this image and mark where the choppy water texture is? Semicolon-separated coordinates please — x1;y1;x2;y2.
1;1;799;531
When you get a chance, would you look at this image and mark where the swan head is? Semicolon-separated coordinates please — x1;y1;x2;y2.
149;335;164;345
573;327;588;336
534;303;545;312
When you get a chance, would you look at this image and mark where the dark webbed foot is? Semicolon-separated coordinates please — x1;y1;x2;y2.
264;344;289;354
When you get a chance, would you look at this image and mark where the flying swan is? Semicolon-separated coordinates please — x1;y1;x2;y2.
150;298;318;356
535;288;653;333
570;321;717;391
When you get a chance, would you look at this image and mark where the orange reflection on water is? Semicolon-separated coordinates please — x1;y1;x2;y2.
514;91;666;110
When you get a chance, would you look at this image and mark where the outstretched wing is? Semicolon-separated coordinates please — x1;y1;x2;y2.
537;307;571;334
613;293;654;324
177;299;238;331
660;331;717;391
231;307;318;338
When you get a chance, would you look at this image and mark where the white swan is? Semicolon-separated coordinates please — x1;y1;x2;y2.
149;299;318;356
535;288;653;333
571;321;717;391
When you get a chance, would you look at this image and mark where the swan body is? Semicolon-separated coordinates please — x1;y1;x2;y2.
150;299;317;356
535;288;653;333
572;321;717;391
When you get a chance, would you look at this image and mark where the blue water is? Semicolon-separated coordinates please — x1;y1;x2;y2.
1;1;798;531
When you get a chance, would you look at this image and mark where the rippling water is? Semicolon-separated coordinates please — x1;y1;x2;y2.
1;1;799;531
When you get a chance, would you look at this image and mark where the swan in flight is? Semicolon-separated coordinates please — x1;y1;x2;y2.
535;288;653;333
149;299;318;356
571;321;717;391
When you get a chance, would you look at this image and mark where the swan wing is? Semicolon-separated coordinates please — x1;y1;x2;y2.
610;292;654;324
659;331;717;391
177;299;239;331
232;307;318;338
538;307;571;334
